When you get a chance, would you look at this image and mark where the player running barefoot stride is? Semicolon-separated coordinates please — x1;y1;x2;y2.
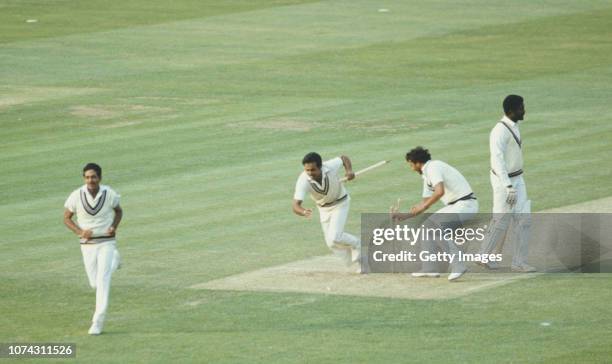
64;163;122;335
293;153;361;269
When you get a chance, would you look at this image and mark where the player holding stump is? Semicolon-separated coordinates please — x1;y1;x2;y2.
391;147;478;281
293;153;361;267
63;163;122;335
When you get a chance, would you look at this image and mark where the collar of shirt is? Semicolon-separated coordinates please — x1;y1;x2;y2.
81;184;108;202
421;160;432;179
501;114;521;128
307;166;330;185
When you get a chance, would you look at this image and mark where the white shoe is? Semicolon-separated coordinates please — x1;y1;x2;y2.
411;272;440;278
448;268;467;281
88;322;103;335
511;263;536;273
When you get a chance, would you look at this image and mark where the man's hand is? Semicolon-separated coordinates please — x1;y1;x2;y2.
302;208;312;218
410;202;427;217
345;171;355;181
506;186;518;206
390;199;412;222
107;226;117;236
80;229;93;240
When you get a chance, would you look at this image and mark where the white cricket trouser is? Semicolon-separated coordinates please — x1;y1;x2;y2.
480;173;531;266
318;197;360;264
420;199;479;273
80;240;119;324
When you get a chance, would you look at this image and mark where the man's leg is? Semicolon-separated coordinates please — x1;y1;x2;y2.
111;247;121;272
80;244;98;289
320;209;351;265
427;204;473;275
511;178;534;271
322;200;360;265
479;173;511;257
92;241;116;328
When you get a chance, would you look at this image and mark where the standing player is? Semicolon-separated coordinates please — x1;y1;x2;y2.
478;95;536;272
391;147;478;281
293;152;361;268
63;163;122;335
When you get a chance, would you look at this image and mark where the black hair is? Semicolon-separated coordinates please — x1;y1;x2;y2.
503;94;524;114
83;163;102;178
302;152;322;168
405;147;431;164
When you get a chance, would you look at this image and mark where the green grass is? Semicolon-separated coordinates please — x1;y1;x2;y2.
1;0;612;362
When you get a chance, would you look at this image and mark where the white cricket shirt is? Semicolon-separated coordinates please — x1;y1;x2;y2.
421;160;474;205
64;184;120;239
294;157;347;207
490;115;524;187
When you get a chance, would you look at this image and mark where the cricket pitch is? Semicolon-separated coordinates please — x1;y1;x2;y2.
190;255;534;300
190;198;610;300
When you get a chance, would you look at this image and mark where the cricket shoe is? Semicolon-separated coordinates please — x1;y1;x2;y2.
448;268;468;281
511;263;537;273
88;321;103;336
411;272;440;278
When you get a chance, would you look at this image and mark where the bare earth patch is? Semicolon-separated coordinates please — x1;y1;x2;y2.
70;105;119;119
191;255;532;300
227;119;320;132
0;86;102;108
191;197;611;300
542;196;612;213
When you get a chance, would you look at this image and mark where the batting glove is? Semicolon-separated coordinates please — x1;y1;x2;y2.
506;186;518;206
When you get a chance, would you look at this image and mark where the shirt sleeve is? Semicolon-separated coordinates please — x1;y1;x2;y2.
111;189;121;208
427;162;444;187
490;125;512;187
293;174;309;201
324;157;344;175
64;191;78;212
422;181;433;198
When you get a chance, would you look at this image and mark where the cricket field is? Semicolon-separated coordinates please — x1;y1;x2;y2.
1;0;612;362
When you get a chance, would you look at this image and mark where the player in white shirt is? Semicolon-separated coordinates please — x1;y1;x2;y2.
293;152;361;268
63;163;122;335
478;95;536;272
392;147;478;281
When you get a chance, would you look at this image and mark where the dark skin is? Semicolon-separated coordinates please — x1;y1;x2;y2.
390;160;445;221
63;169;122;240
506;102;525;123
292;155;355;218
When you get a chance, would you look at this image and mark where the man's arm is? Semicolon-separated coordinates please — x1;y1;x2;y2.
292;199;312;218
340;155;355;181
63;209;92;239
490;127;512;187
393;184;444;221
107;205;123;236
410;183;444;216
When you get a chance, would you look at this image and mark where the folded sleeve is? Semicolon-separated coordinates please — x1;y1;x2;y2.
422;181;433;198
64;191;78;212
111;190;121;208
325;157;344;174
293;174;309;201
